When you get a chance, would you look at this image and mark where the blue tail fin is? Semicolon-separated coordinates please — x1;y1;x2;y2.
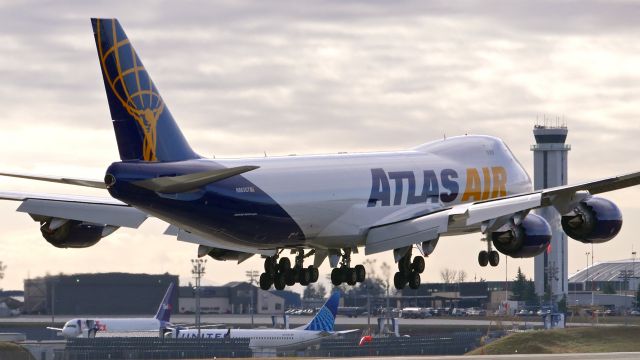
154;283;174;323
303;291;340;332
91;18;199;162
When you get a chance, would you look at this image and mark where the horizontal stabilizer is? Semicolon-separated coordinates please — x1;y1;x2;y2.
133;166;259;193
0;172;105;189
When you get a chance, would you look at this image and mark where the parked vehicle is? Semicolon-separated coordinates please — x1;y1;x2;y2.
401;307;432;319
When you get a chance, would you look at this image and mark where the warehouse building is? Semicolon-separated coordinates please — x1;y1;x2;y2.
178;282;285;314
24;273;178;315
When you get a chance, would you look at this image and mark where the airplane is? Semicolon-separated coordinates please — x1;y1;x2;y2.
48;282;174;338
165;291;357;353
0;18;639;292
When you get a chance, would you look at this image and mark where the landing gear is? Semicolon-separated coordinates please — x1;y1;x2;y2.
259;250;320;290
393;249;425;290
330;249;366;286
478;239;500;267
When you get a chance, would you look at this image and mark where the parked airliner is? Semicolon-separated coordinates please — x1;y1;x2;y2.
166;292;355;353
48;283;174;338
0;18;638;291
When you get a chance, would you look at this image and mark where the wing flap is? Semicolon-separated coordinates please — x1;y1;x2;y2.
17;199;147;228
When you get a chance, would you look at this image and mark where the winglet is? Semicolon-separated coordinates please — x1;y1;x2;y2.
303;291;340;332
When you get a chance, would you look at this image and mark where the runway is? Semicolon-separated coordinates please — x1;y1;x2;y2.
338;354;640;360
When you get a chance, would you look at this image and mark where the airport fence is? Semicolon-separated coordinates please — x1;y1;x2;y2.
305;331;483;357
56;337;251;359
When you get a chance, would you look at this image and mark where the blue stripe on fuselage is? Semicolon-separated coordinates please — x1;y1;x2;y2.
106;160;305;247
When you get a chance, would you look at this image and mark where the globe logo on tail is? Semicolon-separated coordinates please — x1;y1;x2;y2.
95;19;164;161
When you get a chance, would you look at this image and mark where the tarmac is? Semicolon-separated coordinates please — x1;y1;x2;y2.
339;354;640;360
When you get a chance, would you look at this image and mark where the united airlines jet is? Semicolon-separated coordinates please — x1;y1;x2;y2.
166;292;355;353
48;283;174;338
1;19;638;291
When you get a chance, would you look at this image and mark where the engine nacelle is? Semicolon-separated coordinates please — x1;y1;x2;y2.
561;197;622;244
490;213;552;258
40;219;111;248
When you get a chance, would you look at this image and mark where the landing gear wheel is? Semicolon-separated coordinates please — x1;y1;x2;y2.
308;266;319;283
412;256;425;274
285;270;296;286
399;255;412;273
478;251;489;267
259;273;273;290
354;264;366;283
489;251;500;267
346;268;357;286
408;272;421;289
274;272;286;290
299;269;311;286
331;268;343;286
278;257;291;272
264;257;276;274
394;271;406;290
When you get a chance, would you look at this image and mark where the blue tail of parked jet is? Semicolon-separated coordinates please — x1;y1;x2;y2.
303;291;340;332
91;18;199;162
154;283;175;323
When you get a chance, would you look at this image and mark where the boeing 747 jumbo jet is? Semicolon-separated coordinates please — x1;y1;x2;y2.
1;18;639;291
166;292;355;354
48;283;174;338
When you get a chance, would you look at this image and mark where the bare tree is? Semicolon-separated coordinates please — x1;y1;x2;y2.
0;261;6;280
440;268;457;284
457;269;467;283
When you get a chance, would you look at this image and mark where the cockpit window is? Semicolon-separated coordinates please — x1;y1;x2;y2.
66;324;77;328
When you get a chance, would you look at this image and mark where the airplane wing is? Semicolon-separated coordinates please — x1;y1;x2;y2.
0;190;148;229
365;171;640;255
46;327;64;331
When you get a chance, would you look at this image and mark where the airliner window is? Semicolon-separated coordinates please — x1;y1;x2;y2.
67;325;77;328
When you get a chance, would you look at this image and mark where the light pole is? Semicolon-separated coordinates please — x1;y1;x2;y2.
586;251;592;306
191;258;206;337
246;270;259;328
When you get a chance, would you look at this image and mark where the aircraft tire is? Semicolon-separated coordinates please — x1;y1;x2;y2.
274;272;287;290
478;251;489;267
331;268;343;286
408;271;421;289
355;264;366;282
278;257;291;272
393;271;406;290
412;256;425;274
264;257;276;274
285;269;296;286
308;265;319;283
259;272;273;290
346;268;357;286
489;251;500;267
399;255;412;273
299;269;311;286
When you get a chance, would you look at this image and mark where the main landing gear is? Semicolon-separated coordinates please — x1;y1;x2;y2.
330;249;366;286
259;250;320;290
394;249;425;290
478;238;500;267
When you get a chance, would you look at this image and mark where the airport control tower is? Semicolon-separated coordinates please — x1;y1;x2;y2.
531;123;571;302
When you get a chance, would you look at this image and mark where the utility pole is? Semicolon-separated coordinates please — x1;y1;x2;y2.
246;270;259;328
191;259;206;337
586;251;591;306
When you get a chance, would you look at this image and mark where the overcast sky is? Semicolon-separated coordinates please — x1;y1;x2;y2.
0;0;639;292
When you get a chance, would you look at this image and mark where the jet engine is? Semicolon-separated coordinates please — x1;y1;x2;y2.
489;213;552;258
40;219;116;248
561;196;622;243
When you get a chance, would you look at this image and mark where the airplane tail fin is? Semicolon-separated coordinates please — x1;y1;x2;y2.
303;291;340;332
91;18;199;162
154;283;174;323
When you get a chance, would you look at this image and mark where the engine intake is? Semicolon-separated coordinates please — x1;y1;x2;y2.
490;213;551;258
40;219;110;248
561;197;622;243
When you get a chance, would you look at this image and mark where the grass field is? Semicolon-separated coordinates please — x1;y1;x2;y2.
468;326;640;355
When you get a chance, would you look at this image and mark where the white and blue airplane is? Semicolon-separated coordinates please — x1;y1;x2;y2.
0;18;638;291
49;283;174;338
167;292;354;353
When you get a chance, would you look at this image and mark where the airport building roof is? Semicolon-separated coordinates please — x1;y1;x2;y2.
570;259;639;283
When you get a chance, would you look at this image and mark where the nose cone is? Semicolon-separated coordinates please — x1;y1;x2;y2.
62;326;77;338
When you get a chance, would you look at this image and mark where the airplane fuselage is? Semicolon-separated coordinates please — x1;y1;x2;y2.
106;135;532;250
168;328;330;351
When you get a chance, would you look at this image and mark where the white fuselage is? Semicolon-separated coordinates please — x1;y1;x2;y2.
168;328;328;351
164;135;532;249
62;317;163;338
